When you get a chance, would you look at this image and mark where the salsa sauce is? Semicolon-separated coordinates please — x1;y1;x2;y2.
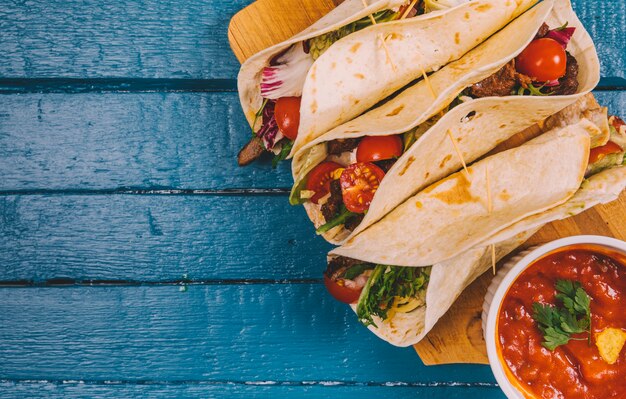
497;245;626;399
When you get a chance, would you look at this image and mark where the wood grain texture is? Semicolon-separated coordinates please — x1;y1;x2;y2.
0;195;331;282
0;285;498;384
0;0;622;79
0;0;252;79
228;0;335;63
0;92;623;192
0;93;294;190
414;190;626;364
1;190;624;283
0;382;505;399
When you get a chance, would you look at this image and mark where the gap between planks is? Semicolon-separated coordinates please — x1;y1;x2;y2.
0;379;499;388
0;77;624;94
0;188;290;196
0;278;322;288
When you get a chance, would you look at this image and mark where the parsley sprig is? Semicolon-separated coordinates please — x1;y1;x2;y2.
532;279;592;350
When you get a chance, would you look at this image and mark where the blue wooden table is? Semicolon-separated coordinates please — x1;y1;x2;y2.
0;1;624;397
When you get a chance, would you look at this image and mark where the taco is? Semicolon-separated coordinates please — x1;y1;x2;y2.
237;0;538;166
291;0;599;244
324;106;626;346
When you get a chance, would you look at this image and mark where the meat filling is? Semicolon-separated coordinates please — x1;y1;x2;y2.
468;60;532;98
327;255;364;277
321;180;343;221
237;137;266;166
327;138;360;155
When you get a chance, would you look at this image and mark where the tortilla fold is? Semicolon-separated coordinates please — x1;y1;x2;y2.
332;122;592;266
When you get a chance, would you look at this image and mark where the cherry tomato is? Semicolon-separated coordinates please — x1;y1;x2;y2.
323;275;362;304
274;96;301;140
588;141;623;164
306;161;342;204
515;38;567;82
356;135;403;163
340;162;385;213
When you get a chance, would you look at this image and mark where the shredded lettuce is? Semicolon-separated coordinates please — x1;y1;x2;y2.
356;265;430;327
307;10;399;60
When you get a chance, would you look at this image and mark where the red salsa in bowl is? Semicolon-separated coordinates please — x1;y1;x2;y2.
497;244;626;399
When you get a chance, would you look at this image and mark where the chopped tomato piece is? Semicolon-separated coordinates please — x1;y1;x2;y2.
589;141;622;164
356;135;403;163
305;161;342;204
340;162;385;213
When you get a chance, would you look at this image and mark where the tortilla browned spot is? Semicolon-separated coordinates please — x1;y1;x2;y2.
399;156;416;176
386;105;405;117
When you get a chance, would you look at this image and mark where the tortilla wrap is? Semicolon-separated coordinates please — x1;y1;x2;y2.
292;0;540;155
347;228;538;346
332;121;592;266
292;0;600;244
238;0;407;129
347;165;626;347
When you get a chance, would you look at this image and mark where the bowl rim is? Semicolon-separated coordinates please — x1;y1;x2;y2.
484;234;626;399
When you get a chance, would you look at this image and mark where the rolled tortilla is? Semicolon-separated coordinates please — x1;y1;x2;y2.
349;166;626;346
292;0;600;244
332;121;592;266
349;228;538;346
292;0;539;155
238;0;408;125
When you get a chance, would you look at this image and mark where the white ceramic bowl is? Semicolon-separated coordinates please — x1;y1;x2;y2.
482;235;626;399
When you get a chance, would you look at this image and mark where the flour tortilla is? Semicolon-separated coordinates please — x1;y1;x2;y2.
292;0;600;244
348;166;626;347
348;229;538;346
238;0;407;129
332;122;592;266
292;0;539;155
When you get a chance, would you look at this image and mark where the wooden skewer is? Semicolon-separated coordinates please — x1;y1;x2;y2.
485;166;496;275
447;129;470;180
360;0;397;70
400;0;420;20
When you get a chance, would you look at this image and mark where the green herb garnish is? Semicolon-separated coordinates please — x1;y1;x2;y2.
272;140;293;168
516;82;552;96
532;279;592;350
356;265;430;327
555;21;569;31
316;206;357;234
343;263;374;280
251;98;269;136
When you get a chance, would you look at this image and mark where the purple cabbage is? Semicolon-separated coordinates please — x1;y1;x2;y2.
256;100;284;150
546;27;575;49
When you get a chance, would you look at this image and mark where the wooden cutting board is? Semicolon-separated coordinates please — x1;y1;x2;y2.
227;0;626;365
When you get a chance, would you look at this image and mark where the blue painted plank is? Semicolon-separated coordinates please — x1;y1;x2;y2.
0;195;331;282
0;0;252;79
0;381;505;399
0;92;295;191
0;91;624;192
0;0;623;79
0;285;498;384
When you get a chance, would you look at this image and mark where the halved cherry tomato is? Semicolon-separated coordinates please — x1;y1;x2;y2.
324;275;362;304
515;38;567;82
275;96;301;141
356;135;403;163
306;161;342;204
340;162;385;213
589;141;623;164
